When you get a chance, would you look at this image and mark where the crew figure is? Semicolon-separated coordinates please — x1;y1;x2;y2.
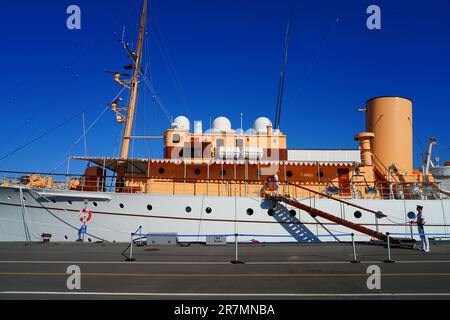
411;205;430;253
274;173;280;195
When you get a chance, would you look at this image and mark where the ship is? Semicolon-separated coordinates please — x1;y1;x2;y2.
0;0;448;243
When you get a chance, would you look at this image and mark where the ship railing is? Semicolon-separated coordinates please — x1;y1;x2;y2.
0;170;447;200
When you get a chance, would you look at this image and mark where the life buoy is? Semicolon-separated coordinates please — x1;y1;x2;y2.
80;208;93;223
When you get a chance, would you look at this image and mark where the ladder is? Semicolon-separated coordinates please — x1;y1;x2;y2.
265;182;412;244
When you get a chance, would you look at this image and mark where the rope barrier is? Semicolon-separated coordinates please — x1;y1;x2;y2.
389;232;450;237
131;233;353;238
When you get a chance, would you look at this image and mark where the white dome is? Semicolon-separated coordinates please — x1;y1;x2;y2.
212;117;232;133
253;117;273;134
172;116;190;131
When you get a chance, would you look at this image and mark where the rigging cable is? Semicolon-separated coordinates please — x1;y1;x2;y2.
289;17;340;107
0;96;110;165
148;0;192;118
274;15;292;130
140;70;174;123
50;87;127;174
0;1;141;112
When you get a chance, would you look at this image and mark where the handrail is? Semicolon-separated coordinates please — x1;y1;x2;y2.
284;181;387;218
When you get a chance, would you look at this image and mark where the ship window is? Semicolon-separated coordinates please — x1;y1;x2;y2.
247;208;254;216
289;210;297;217
68;201;72;205
286;171;293;178
195;169;201;176
120;203;125;209
159;168;165;175
268;209;275;217
186;206;192;213
354;211;362;219
236;139;244;149
7;196;11;200
407;211;416;220
206;207;212;214
51;199;56;203
172;134;181;143
93;202;98;207
147;205;153;211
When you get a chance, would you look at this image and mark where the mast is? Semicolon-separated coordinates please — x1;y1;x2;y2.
116;0;147;188
120;0;147;160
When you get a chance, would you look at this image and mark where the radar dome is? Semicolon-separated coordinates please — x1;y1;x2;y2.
172;116;190;131
253;117;273;134
212;117;232;133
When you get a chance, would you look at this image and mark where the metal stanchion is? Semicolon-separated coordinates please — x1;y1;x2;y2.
351;233;360;263
126;233;136;262
384;232;395;263
231;234;245;264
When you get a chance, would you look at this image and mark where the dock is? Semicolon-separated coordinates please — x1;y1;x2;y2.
1;241;450;300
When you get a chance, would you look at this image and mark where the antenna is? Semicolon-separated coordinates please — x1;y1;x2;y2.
274;14;292;130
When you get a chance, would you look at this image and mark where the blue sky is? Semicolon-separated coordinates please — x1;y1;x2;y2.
0;0;449;173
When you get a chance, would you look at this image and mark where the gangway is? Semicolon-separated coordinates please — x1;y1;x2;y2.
265;183;413;245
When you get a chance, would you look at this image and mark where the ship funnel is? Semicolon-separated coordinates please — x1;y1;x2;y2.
365;97;413;174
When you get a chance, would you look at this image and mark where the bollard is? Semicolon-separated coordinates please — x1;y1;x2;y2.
126;233;136;262
231;233;245;264
384;232;395;263
350;233;360;263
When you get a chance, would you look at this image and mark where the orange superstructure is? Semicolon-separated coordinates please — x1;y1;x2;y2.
68;97;436;201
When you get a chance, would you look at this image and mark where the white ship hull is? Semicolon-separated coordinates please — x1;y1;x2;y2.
0;186;449;243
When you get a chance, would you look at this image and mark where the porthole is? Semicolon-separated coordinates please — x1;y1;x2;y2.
286;171;293;178
64;236;68;240
93;202;98;207
68;201;72;205
186;206;192;213
195;169;201;176
119;203;125;209
247;208;254;216
407;211;416;220
354;211;362;219
205;207;212;214
268;209;275;217
289;210;297;217
147;205;153;211
23;197;26;202
159;168;165;174
51;199;56;204
7;196;11;200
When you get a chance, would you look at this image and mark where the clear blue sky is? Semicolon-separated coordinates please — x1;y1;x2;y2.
0;0;449;174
